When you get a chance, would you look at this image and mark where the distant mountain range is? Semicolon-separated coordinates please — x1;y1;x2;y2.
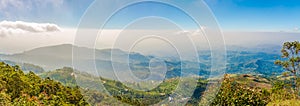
1;44;148;69
0;44;285;80
0;44;160;80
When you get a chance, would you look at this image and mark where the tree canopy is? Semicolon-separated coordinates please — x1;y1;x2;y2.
0;62;89;105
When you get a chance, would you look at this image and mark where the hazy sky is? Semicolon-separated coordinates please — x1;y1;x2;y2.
0;0;299;54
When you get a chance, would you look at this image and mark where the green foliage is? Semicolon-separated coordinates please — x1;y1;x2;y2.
269;80;296;102
275;41;300;96
101;77;179;105
0;60;45;74
210;74;300;106
0;62;89;105
275;41;300;74
39;67;118;105
40;67;77;87
21;63;45;74
267;99;300;106
264;78;299;106
39;66;300;106
39;67;207;105
212;74;270;106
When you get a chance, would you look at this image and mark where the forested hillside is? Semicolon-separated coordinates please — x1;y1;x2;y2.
1;61;300;105
40;67;300;106
0;62;88;105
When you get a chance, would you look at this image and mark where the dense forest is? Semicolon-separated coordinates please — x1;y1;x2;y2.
0;62;88;105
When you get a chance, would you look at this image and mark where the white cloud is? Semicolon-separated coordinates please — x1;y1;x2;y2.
175;26;207;36
0;20;61;37
175;30;192;36
294;27;299;32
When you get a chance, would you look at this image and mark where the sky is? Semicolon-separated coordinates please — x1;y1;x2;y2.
0;0;299;31
0;0;299;54
0;0;93;27
205;0;300;31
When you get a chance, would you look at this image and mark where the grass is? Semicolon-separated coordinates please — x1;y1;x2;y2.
267;99;300;106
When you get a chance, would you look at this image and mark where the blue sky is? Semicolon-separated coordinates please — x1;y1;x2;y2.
0;0;299;32
205;0;300;31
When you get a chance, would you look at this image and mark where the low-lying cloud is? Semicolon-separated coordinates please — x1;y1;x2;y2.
0;20;61;37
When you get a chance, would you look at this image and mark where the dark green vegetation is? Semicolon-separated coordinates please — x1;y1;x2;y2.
211;73;299;106
212;74;270;105
0;62;88;105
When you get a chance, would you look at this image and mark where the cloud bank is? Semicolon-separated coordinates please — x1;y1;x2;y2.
0;21;61;37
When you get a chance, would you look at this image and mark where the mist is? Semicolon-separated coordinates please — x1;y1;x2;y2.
0;28;299;56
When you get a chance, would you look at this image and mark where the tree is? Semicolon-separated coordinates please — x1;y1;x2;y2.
0;62;89;105
275;41;300;93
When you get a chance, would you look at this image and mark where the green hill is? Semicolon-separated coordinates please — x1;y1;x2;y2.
39;67;209;105
9;62;299;105
0;62;88;105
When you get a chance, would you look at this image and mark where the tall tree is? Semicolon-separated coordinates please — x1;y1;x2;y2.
275;41;300;93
